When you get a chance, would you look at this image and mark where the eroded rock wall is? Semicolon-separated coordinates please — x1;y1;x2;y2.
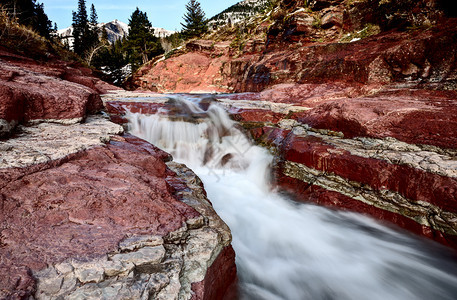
131;1;456;93
223;90;457;249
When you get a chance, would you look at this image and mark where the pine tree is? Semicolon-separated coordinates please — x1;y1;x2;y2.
72;0;99;57
89;4;97;25
125;7;164;70
87;3;99;48
33;2;52;39
180;0;208;39
100;24;109;44
2;0;52;39
72;0;89;55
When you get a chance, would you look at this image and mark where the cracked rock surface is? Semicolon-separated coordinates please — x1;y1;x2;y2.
0;119;235;299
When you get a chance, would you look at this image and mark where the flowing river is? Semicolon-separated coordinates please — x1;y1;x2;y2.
125;95;457;300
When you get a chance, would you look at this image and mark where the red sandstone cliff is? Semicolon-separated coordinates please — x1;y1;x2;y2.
130;0;456;93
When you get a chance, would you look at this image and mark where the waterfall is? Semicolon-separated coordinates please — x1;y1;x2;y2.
126;95;457;300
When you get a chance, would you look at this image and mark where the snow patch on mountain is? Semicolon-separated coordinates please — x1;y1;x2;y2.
57;20;175;47
208;0;269;29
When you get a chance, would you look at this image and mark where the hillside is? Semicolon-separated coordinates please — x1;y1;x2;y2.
208;0;269;28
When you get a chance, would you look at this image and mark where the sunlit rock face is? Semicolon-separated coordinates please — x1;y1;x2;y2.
132;0;456;93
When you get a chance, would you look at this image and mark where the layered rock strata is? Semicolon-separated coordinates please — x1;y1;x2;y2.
131;4;456;94
103;90;457;250
0;116;236;299
233;93;457;249
0;49;236;298
0;47;118;137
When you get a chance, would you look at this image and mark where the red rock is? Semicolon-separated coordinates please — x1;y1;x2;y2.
0;84;24;123
230;108;285;124
276;174;457;249
258;83;372;107
0;266;36;300
105;101;165;116
247;124;457;248
250;126;291;149
0;47;119;93
130;2;455;93
0;50;108;136
310;0;344;11
281;133;457;213
131;51;231;93
0;62;98;121
0;135;202;298
292;89;457;149
190;245;238;300
320;7;344;29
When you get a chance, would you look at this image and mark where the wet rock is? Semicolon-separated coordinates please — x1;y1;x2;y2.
249;122;457;249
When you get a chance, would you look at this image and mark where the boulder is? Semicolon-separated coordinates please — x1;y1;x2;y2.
0;127;236;299
310;0;344;11
0;50;110;137
320;7;343;29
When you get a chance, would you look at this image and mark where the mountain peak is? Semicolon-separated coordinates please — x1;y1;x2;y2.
57;20;175;47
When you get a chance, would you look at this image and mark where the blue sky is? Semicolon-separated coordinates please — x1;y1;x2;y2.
39;0;240;31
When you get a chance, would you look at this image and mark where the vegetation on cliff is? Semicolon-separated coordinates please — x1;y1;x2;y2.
0;2;77;61
1;0;52;39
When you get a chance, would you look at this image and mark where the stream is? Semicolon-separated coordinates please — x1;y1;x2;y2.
125;95;457;300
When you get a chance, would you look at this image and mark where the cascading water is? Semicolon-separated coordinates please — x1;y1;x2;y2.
126;95;457;300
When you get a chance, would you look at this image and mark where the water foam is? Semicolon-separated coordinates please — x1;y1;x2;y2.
126;95;457;300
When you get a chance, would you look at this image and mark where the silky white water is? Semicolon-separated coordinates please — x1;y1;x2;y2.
126;96;457;300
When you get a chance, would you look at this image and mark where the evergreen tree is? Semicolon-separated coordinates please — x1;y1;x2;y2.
93;37;129;85
72;0;89;55
100;24;109;44
2;0;52;39
89;3;97;25
181;0;208;39
33;2;52;39
87;3;99;49
125;7;164;70
72;0;99;57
